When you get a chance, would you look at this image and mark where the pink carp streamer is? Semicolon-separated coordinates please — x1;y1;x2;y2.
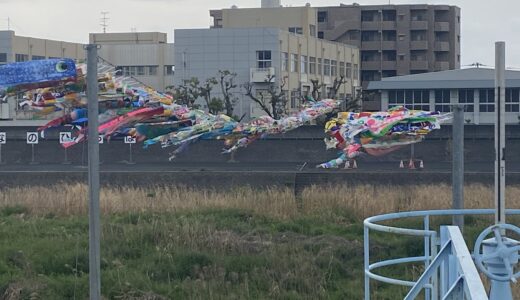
317;106;452;168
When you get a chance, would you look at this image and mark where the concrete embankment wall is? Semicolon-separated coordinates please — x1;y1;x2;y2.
0;124;519;164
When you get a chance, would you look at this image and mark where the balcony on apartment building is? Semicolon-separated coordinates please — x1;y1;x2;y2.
434;22;450;32
361;21;396;30
250;67;275;82
362;60;397;70
410;60;429;69
410;40;429;50
410;20;429;30
434;41;450;51
435;61;450;70
361;41;397;50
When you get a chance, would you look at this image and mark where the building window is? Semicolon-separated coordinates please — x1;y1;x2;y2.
309;57;316;74
346;62;352;78
288;27;303;35
353;64;358;79
32;55;45;60
318;11;328;22
291;90;300;108
0;53;6;63
506;88;520;112
323;59;331;76
137;66;145;76
318;31;324;39
309;25;316;37
148;66;158;76
164;65;174;76
398;34;406;41
339;62;345;77
281;52;289;72
479;89;494;112
300;55;308;74
290;53;298;73
15;54;28;62
317;58;322;75
256;50;272;68
435;89;451;112
331;60;337;77
398;54;405;61
458;89;474;112
389;89;430;110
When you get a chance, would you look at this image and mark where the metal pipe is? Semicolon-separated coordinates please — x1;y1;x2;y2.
452;105;464;230
86;44;101;300
495;41;506;225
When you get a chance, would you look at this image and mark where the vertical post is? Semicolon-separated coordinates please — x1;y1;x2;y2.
364;226;370;300
0;144;3;164
452;105;464;229
31;144;35;164
86;44;101;300
129;143;133;164
495;41;506;225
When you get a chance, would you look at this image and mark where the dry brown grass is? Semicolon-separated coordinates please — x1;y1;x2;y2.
1;183;520;220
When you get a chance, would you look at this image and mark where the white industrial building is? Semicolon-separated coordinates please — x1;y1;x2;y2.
367;67;520;124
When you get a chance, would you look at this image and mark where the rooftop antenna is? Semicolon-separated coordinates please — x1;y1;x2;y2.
100;12;109;33
131;27;137;33
7;17;10;30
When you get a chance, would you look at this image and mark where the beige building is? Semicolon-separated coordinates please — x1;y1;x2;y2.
0;30;84;64
211;5;318;37
89;32;175;92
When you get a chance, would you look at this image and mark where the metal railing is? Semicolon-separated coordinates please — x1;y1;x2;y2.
364;209;520;299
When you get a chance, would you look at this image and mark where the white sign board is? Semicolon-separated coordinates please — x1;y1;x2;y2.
26;132;39;144
0;132;5;144
59;132;75;144
124;136;136;144
98;135;104;144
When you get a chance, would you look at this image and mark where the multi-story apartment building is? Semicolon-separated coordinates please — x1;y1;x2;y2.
211;2;461;110
174;27;359;120
0;30;84;65
316;4;461;86
89;32;175;92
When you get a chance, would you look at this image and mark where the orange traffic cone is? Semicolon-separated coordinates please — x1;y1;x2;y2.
399;160;404;168
352;160;358;169
419;160;424;169
344;160;351;169
408;159;416;169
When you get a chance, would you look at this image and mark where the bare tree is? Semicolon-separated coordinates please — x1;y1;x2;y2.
243;75;288;119
310;79;324;101
218;70;238;117
310;77;359;112
199;77;219;114
329;75;346;99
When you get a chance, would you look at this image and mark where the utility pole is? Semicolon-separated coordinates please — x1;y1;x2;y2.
452;104;464;230
495;41;506;225
86;44;101;300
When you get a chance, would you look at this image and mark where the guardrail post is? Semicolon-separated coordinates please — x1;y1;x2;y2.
424;215;431;300
364;226;370;300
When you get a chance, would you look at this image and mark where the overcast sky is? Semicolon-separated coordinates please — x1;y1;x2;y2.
1;0;520;67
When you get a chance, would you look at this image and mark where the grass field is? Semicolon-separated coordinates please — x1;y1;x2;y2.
0;184;519;299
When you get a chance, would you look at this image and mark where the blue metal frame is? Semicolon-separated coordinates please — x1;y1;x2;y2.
364;209;520;299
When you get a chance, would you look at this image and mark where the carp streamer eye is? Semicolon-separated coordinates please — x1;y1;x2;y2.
56;61;69;72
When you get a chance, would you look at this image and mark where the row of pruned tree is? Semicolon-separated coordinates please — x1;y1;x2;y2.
167;70;359;120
